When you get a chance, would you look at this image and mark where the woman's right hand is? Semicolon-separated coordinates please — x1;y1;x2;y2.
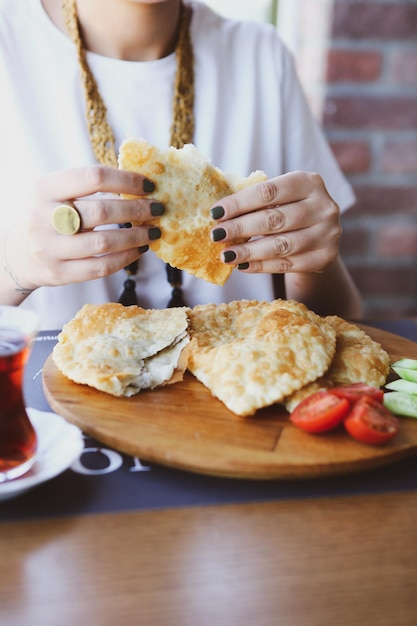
2;165;162;300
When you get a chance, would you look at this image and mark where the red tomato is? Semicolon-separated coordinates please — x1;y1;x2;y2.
329;383;384;404
290;390;350;433
344;397;399;445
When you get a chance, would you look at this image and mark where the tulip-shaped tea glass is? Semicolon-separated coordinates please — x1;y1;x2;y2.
0;306;40;481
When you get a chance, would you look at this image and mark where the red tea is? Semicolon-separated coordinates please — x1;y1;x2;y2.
0;332;37;478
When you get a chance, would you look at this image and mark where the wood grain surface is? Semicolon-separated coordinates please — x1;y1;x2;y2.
2;492;417;626
42;324;417;479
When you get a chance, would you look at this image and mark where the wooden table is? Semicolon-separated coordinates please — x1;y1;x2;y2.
1;319;417;626
1;491;417;626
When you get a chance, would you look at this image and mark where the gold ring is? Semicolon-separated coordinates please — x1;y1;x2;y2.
51;202;81;236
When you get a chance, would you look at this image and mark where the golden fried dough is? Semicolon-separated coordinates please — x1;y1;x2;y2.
52;303;190;397
284;316;390;412
118;137;267;285
53;300;389;419
324;315;390;387
187;299;336;416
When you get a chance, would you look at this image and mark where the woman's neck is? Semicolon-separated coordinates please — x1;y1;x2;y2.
42;0;183;61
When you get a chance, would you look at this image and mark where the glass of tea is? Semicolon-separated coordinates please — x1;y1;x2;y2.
0;305;40;482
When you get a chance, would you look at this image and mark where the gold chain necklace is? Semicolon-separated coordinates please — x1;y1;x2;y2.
61;0;194;306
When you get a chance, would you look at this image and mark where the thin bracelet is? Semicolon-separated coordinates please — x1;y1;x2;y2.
2;233;34;295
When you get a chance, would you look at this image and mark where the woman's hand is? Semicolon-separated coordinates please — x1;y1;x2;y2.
210;171;341;274
3;165;163;297
210;170;362;319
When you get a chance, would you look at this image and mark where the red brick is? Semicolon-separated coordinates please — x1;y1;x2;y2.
346;186;417;217
381;141;417;175
332;2;417;40
323;96;417;130
330;140;371;174
339;226;370;256
348;265;417;297
390;50;417;85
376;224;417;257
326;49;382;83
294;0;417;321
364;302;417;319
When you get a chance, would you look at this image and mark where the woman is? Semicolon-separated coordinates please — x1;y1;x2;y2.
0;0;362;329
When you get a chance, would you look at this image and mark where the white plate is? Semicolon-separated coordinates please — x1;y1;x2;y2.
0;408;84;501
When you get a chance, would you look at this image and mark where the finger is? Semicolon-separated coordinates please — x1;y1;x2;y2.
45;249;144;286
221;224;340;268
210;204;309;243
37;166;155;203
236;248;337;275
68;197;165;231
211;171;328;219
211;195;340;244
48;224;161;261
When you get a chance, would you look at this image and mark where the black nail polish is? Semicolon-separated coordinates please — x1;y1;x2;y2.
150;202;164;217
143;178;155;193
223;250;237;263
212;227;226;242
211;206;225;220
138;245;149;254
238;262;249;270
149;226;161;240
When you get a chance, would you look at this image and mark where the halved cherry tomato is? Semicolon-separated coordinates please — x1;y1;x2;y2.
344;396;399;445
329;383;384;404
290;390;350;433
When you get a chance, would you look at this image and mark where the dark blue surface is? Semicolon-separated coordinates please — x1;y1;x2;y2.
365;318;417;343
1;321;417;522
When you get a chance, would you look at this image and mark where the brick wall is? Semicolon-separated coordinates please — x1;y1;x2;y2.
289;0;417;319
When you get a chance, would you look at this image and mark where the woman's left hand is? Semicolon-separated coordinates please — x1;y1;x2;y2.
210;171;342;274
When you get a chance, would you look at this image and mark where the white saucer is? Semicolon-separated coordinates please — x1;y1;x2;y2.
0;408;84;501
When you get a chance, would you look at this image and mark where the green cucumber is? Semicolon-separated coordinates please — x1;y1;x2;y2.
385;378;417;394
391;367;417;383
384;391;417;418
391;358;417;370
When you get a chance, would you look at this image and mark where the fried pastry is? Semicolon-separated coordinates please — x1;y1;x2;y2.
284;316;390;412
53;300;388;420
323;315;390;387
52;303;191;397
187;299;336;416
118;137;267;286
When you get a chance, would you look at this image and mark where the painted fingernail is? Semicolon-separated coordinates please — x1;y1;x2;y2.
211;206;225;220
143;178;155;193
149;226;161;240
150;202;164;216
238;262;249;270
223;250;237;263
138;245;149;254
212;227;226;242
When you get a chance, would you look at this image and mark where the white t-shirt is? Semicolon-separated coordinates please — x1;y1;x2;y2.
0;0;355;329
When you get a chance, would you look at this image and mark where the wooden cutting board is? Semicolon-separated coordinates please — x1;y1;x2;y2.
42;324;417;480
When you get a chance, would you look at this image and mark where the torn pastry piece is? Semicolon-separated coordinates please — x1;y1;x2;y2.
118;137;267;286
187;299;336;417
52;303;191;397
283;316;390;412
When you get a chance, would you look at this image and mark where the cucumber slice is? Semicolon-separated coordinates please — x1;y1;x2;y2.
391;358;417;370
385;379;417;394
391;367;417;383
384;391;417;418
